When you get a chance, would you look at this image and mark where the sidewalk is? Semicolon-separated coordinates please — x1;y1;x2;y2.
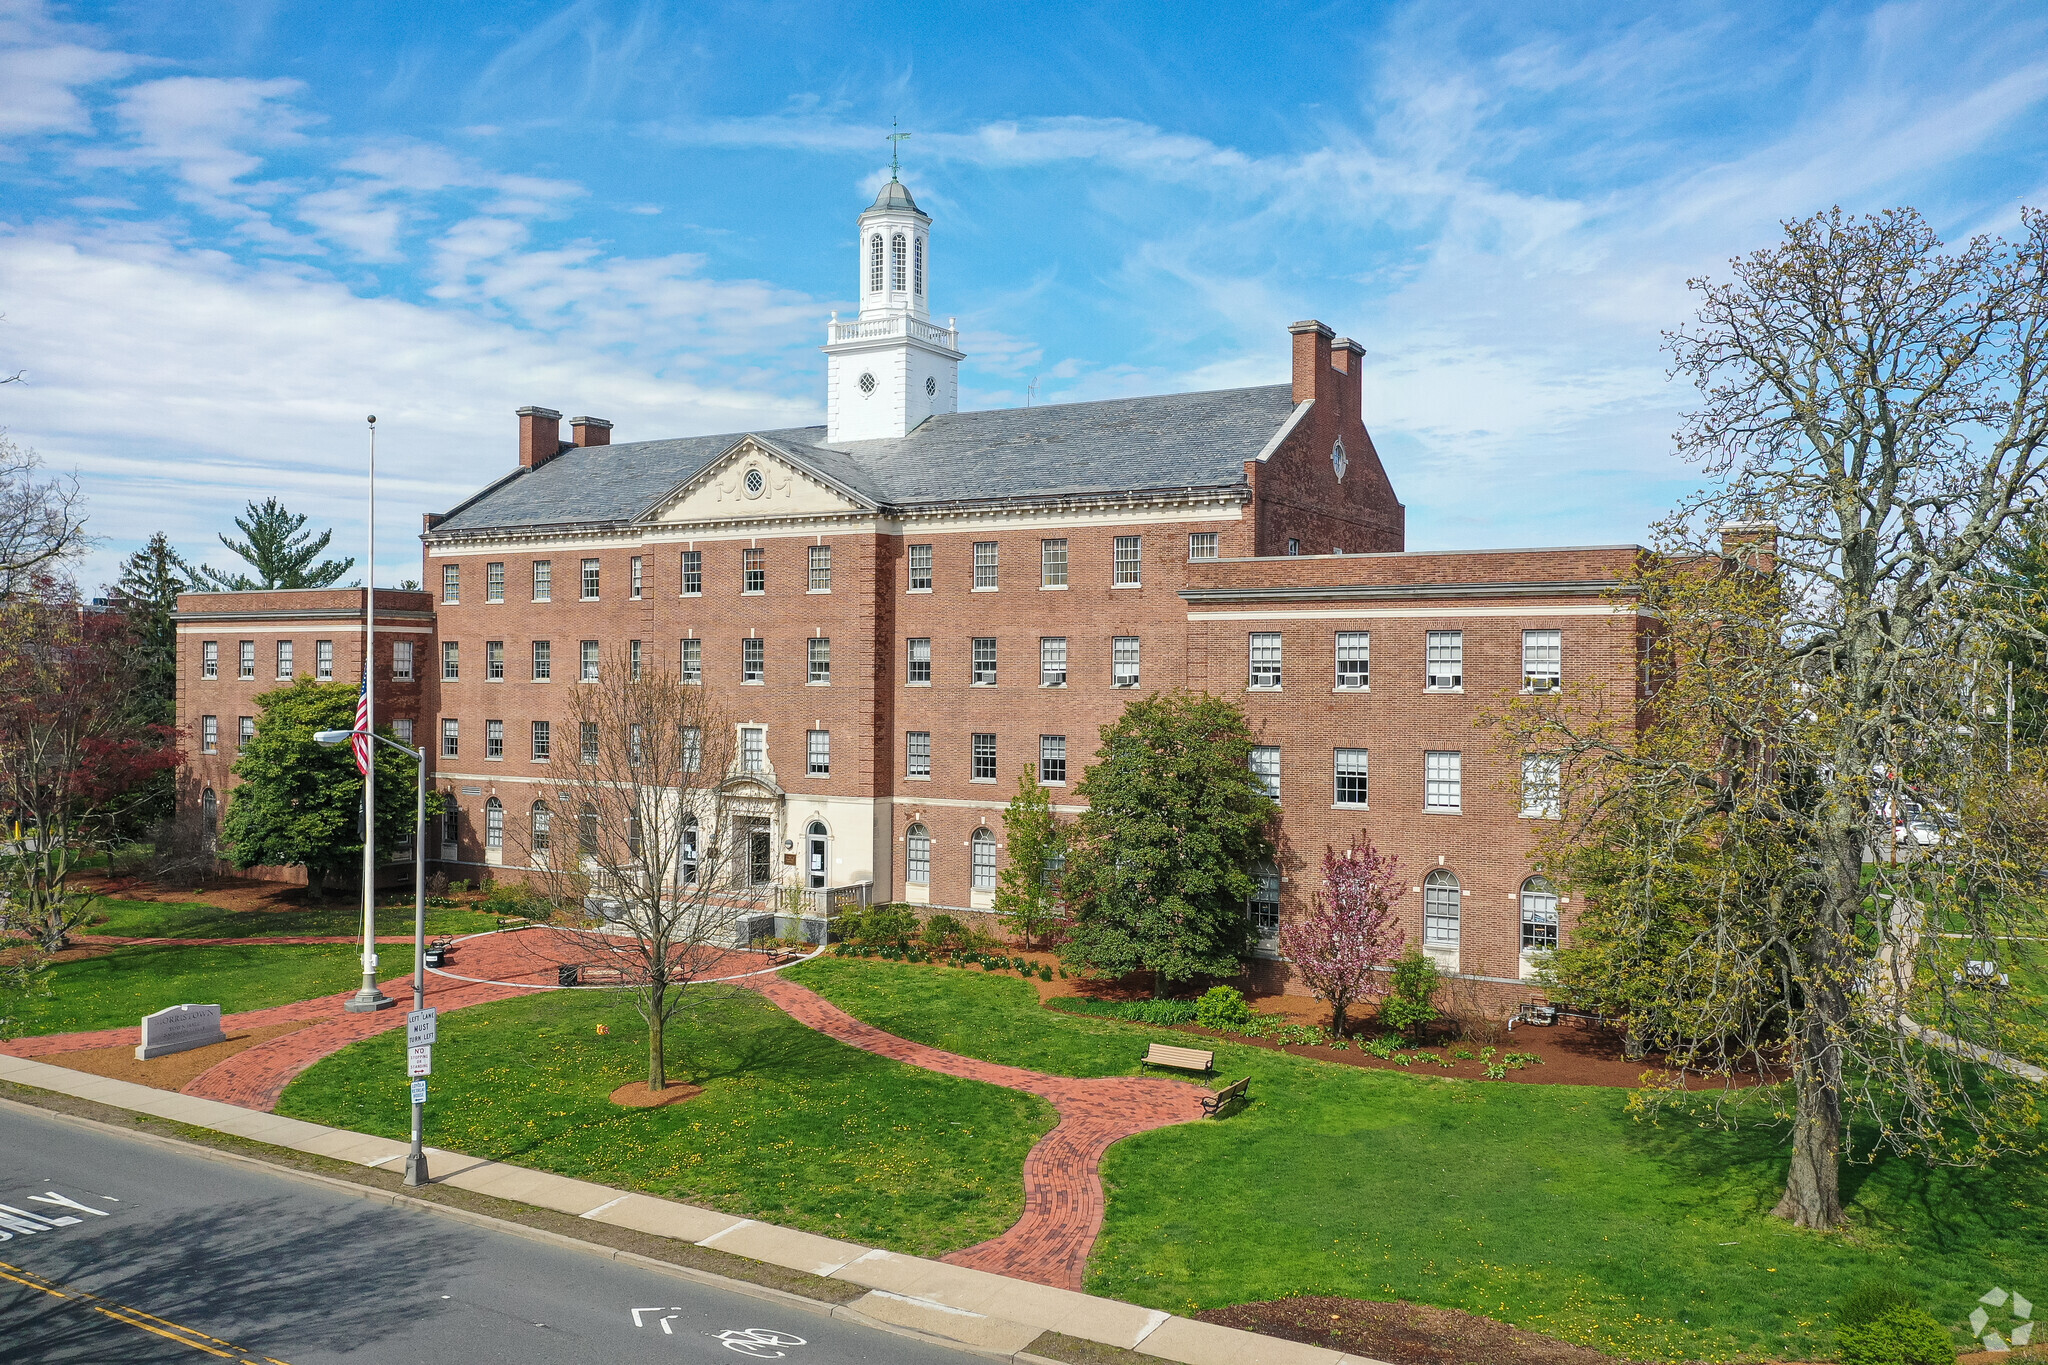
0;1051;1389;1365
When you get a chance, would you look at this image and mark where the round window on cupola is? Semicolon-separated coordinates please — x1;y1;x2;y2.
859;372;877;395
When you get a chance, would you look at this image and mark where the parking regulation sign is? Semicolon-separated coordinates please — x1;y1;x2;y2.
407;1044;432;1078
409;1079;427;1105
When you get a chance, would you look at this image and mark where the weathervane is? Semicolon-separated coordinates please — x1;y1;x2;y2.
887;121;910;180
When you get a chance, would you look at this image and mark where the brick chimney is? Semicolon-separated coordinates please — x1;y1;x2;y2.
1289;320;1334;404
1718;521;1779;573
422;512;444;533
571;416;612;448
518;406;564;470
1330;337;1365;422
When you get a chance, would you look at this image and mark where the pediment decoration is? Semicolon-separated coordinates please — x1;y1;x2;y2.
642;439;871;525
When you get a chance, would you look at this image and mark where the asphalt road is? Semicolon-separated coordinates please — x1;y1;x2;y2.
0;1105;981;1365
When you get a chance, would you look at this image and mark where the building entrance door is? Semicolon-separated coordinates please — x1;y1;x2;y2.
806;821;828;890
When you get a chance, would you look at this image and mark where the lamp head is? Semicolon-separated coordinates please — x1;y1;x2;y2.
313;730;354;746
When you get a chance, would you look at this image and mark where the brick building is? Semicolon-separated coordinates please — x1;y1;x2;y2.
173;174;1647;992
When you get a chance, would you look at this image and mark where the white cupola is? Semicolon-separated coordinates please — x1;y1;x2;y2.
823;166;963;443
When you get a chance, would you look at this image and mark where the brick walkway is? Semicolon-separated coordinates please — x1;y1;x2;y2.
741;972;1207;1292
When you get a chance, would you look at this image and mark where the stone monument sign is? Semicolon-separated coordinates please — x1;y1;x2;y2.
135;1003;226;1060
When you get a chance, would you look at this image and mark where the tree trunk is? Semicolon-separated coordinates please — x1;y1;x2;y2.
1330;1000;1349;1038
647;982;667;1092
1772;976;1846;1228
306;867;326;903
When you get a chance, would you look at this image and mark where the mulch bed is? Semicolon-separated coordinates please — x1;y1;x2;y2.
1196;1296;1630;1365
36;1020;316;1091
609;1080;704;1108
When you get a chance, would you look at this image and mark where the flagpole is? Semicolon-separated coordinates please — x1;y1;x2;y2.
347;414;393;1012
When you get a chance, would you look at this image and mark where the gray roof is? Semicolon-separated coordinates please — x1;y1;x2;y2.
865;178;923;214
432;384;1298;535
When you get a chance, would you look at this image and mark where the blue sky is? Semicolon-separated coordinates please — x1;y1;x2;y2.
4;0;2048;591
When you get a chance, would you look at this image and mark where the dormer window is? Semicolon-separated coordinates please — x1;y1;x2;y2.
890;234;907;291
914;237;924;295
868;234;884;293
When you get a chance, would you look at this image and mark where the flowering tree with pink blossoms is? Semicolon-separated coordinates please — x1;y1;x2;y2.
1277;834;1405;1037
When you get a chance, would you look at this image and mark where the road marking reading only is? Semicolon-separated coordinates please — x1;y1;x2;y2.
0;1188;114;1240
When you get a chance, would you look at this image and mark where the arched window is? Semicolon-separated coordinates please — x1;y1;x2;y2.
485;797;503;849
905;823;930;885
1520;876;1559;954
868;234;884;293
1246;862;1280;941
200;788;218;847
913;236;924;295
890;233;907;291
530;801;551;854
681;813;699;885
970;827;997;890
579;802;599;855
1423;869;1461;946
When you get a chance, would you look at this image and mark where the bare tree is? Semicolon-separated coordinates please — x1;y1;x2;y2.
519;649;768;1092
0;435;88;600
1500;207;2048;1231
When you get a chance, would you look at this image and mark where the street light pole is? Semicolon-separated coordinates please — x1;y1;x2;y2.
346;414;392;1013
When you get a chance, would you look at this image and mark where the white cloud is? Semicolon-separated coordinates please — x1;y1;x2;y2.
0;0;134;141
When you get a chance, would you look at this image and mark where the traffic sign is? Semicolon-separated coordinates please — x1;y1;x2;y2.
406;1007;437;1048
407;1044;432;1078
410;1079;427;1104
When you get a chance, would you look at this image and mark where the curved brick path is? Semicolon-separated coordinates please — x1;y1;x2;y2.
741;972;1207;1291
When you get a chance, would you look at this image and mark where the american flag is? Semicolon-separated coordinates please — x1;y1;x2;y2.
351;672;372;776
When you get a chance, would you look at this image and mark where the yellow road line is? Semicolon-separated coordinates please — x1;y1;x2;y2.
0;1265;67;1296
94;1305;237;1358
0;1259;290;1363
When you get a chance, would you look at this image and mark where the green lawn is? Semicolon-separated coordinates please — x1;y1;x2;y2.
15;941;393;1036
89;894;497;940
277;985;1055;1256
787;958;2044;1364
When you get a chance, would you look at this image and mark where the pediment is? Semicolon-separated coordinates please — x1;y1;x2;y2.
641;438;871;525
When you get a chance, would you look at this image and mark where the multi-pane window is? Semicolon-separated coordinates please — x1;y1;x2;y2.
1249;632;1282;689
1248;868;1280;941
907;638;931;684
808;637;831;684
531;640;551;681
1424;869;1461;945
531;802;551;853
580;559;601;599
1250;746;1281;802
238;640;255;679
1426;631;1464;690
200;715;218;753
971;828;998;890
1522;629;1562;692
201;641;218;678
1425;750;1463;813
1521;755;1562;818
441;641;459;681
315;639;333;679
485;799;503;850
580;640;599;682
972;732;997;781
629;638;642;683
629;556;643;599
442;564;460;603
628;724;645;767
485;719;504;760
1040;637;1067;686
681;727;702;773
1335;632;1369;689
1521;877;1560;953
580;721;600;764
808;545;832;592
742;638;765;683
238;716;254;751
276;640;294;678
1335;748;1369;806
485;562;505;602
906;824;930;883
1189;532;1219;560
906;731;931;778
972;541;998;589
741;726;766;773
532;559;551;601
742;548;765;594
680;550;702;595
1040;734;1067;785
971;637;997;686
680;638;701;683
485;640;504;681
441;718;459;757
531;720;551;761
908;544;933;590
808;730;831;776
1041;538;1068;587
1287;537;1301;556
1113;535;1142;586
1113;636;1140;688
392;717;412;744
869;233;884;292
392;640;413;681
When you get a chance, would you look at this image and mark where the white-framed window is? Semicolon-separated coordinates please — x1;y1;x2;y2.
485;561;505;602
580;558;600;600
629;555;643;599
1113;636;1140;688
629;638;642;683
1250;746;1280;802
1523;629;1561;692
485;719;504;760
808;729;830;776
907;731;931;778
972;732;996;781
441;641;459;681
276;640;294;678
681;727;702;773
970;828;998;889
485;797;503;849
808;637;831;684
680;638;701;683
809;545;832;592
1040;734;1067;785
1426;631;1464;690
531;801;551;854
742;547;765;594
1189;532;1219;560
314;639;332;679
531;720;551;761
679;812;698;883
1334;748;1368;807
1521;755;1561;819
1040;637;1067;687
1287;537;1301;556
1425;751;1463;813
200;715;217;753
1336;632;1369;689
580;720;600;764
531;639;551;681
742;637;764;683
1249;632;1282;689
1248;866;1280;942
914;236;924;295
580;639;599;682
890;232;907;290
201;641;218;679
1112;535;1141;586
237;716;254;750
741;726;766;773
200;788;217;845
486;640;505;682
441;718;459;757
442;564;460;603
908;544;933;591
628;723;645;767
392;640;413;681
1424;869;1461;945
907;637;931;685
238;640;255;679
391;717;412;745
1041;538;1068;587
868;233;884;293
1521;877;1560;953
973;541;998;589
972;637;996;686
680;550;702;596
532;559;551;601
906;823;931;884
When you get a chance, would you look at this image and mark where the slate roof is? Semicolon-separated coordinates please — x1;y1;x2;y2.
431;384;1298;535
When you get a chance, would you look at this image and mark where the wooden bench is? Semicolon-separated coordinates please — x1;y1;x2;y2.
1202;1076;1251;1117
1141;1042;1215;1073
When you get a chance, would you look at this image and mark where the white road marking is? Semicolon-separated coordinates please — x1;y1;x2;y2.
631;1307;684;1328
29;1191;109;1217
